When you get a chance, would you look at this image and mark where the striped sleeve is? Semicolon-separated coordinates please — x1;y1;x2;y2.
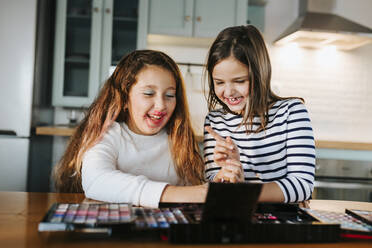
203;113;219;181
275;100;315;202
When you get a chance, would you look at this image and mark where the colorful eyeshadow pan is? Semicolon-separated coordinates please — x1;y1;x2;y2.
41;203;191;230
303;209;372;232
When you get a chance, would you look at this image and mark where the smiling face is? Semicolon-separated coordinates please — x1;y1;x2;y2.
212;56;250;114
126;65;177;135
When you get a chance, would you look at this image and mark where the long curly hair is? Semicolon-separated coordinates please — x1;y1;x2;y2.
206;25;302;133
53;50;205;193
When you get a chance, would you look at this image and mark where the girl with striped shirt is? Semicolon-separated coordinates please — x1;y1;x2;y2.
203;25;315;203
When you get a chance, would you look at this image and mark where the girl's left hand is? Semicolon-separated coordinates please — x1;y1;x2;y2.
214;158;244;183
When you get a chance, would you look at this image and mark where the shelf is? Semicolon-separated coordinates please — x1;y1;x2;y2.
113;16;137;22
36;126;75;136
67;14;91;19
65;56;90;64
315;140;372;151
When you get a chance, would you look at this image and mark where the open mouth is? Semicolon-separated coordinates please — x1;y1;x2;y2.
225;96;243;105
146;113;166;126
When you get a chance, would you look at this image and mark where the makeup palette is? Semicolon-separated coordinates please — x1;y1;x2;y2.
38;183;372;243
346;209;372;226
38;202;343;243
302;208;372;236
38;203;193;232
38;203;135;232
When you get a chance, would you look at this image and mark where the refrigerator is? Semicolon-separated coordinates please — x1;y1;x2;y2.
0;0;38;191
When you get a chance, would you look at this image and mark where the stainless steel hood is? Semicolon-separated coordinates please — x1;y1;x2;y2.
274;0;372;50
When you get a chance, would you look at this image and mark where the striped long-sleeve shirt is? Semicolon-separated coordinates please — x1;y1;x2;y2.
203;98;315;202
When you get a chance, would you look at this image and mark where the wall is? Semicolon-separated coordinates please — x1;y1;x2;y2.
266;0;372;145
150;0;372;143
147;0;372;164
52;0;372;172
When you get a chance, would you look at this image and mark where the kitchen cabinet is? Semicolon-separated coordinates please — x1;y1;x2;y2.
148;0;248;38
52;0;147;107
247;0;266;32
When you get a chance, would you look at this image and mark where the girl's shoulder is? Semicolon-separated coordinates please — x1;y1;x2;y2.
206;108;242;125
207;108;225;117
105;121;123;135
270;98;306;113
98;121;124;144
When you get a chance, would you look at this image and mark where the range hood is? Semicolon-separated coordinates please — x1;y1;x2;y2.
274;0;372;50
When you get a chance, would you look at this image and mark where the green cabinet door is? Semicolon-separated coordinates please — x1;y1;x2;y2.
148;0;247;38
194;0;247;37
148;0;193;36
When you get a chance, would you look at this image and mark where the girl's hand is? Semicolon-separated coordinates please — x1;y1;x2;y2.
213;159;244;183
205;126;240;164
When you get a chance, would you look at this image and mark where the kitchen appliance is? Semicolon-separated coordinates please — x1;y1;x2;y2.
0;0;37;191
274;0;372;50
0;0;54;191
313;159;372;202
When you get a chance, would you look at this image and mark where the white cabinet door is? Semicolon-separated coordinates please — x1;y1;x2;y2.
194;0;248;37
0;137;29;191
52;0;103;107
148;0;247;38
53;0;146;107
194;0;236;37
148;0;193;36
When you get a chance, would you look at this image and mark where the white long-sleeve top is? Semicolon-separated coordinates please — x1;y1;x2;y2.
204;99;316;202
82;122;179;208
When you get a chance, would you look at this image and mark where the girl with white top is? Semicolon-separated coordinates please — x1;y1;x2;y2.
203;25;315;203
53;50;207;208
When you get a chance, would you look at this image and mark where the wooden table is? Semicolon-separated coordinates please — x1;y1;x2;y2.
0;192;371;248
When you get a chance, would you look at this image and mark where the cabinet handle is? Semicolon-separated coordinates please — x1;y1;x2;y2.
93;7;99;13
196;16;201;22
184;15;190;22
105;8;111;14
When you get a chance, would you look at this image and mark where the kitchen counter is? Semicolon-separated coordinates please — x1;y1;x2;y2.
36;125;372;150
36;125;75;136
0;191;372;248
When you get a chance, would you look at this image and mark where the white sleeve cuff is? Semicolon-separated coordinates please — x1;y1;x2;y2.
139;181;169;208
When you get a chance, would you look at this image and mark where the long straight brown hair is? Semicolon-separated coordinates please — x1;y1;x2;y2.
53;50;204;193
206;25;301;133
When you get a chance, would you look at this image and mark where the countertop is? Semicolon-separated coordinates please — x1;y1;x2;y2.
36;125;372;150
0;192;372;248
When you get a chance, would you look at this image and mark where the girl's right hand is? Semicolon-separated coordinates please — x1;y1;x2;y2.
205;126;240;164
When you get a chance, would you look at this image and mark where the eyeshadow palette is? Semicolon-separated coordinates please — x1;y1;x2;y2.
38;183;344;243
346;209;372;226
39;202;341;243
38;203;135;232
38;203;195;232
302;208;372;236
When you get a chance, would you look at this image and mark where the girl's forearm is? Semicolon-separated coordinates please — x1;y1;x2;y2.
259;182;285;202
160;184;208;203
159;182;284;204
